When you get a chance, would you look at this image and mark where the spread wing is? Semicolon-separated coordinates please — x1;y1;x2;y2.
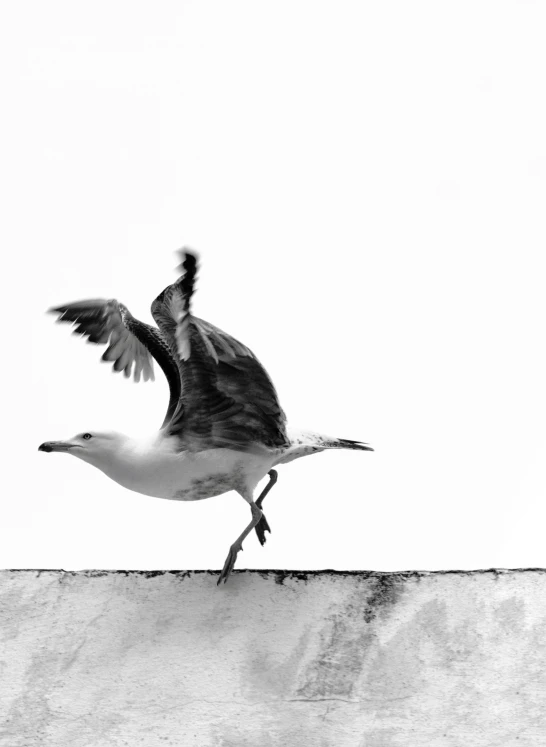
151;251;289;452
48;299;182;427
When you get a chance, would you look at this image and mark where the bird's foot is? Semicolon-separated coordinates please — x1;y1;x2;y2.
254;513;271;546
217;542;243;585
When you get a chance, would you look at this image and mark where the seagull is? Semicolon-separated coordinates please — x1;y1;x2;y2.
39;250;373;584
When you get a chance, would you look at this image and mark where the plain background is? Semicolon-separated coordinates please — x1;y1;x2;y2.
1;1;545;571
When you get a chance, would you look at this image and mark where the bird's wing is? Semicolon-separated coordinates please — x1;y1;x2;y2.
151;251;289;452
49;299;182;427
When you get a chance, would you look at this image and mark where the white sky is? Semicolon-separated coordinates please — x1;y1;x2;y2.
1;1;546;572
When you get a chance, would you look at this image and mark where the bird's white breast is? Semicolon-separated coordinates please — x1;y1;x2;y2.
98;435;276;501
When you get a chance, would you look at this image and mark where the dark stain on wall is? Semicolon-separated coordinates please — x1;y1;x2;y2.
361;573;403;623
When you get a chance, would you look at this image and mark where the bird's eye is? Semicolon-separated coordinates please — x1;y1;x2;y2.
82;433;93;440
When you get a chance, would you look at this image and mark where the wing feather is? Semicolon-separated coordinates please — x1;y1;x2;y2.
50;299;155;382
49;299;183;427
151;251;289;452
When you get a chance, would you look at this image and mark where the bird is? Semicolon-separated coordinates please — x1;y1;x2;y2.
39;250;373;585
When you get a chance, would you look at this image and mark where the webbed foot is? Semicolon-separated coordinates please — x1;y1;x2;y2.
255;514;271;546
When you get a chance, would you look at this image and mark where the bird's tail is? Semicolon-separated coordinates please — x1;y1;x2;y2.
327;437;374;452
277;429;373;465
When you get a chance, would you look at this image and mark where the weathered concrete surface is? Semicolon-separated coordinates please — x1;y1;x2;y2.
0;570;545;746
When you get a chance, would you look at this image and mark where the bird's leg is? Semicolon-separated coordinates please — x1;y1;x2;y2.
254;469;278;546
217;501;264;586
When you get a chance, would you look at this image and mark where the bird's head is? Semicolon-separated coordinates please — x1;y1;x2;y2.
38;431;129;467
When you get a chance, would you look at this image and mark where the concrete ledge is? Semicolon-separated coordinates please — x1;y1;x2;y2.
1;569;545;746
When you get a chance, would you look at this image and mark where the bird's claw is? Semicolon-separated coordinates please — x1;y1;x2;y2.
217;543;242;586
255;515;271;547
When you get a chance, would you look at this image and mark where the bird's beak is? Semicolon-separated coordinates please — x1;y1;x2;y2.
38;441;79;453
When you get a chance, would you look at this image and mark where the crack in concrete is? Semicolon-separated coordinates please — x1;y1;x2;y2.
143;697;386;714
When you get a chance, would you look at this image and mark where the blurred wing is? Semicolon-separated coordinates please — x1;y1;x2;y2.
49;298;183;427
189;317;289;451
151;251;288;452
49;299;155;382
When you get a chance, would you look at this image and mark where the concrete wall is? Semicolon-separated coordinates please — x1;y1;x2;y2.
0;569;545;746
